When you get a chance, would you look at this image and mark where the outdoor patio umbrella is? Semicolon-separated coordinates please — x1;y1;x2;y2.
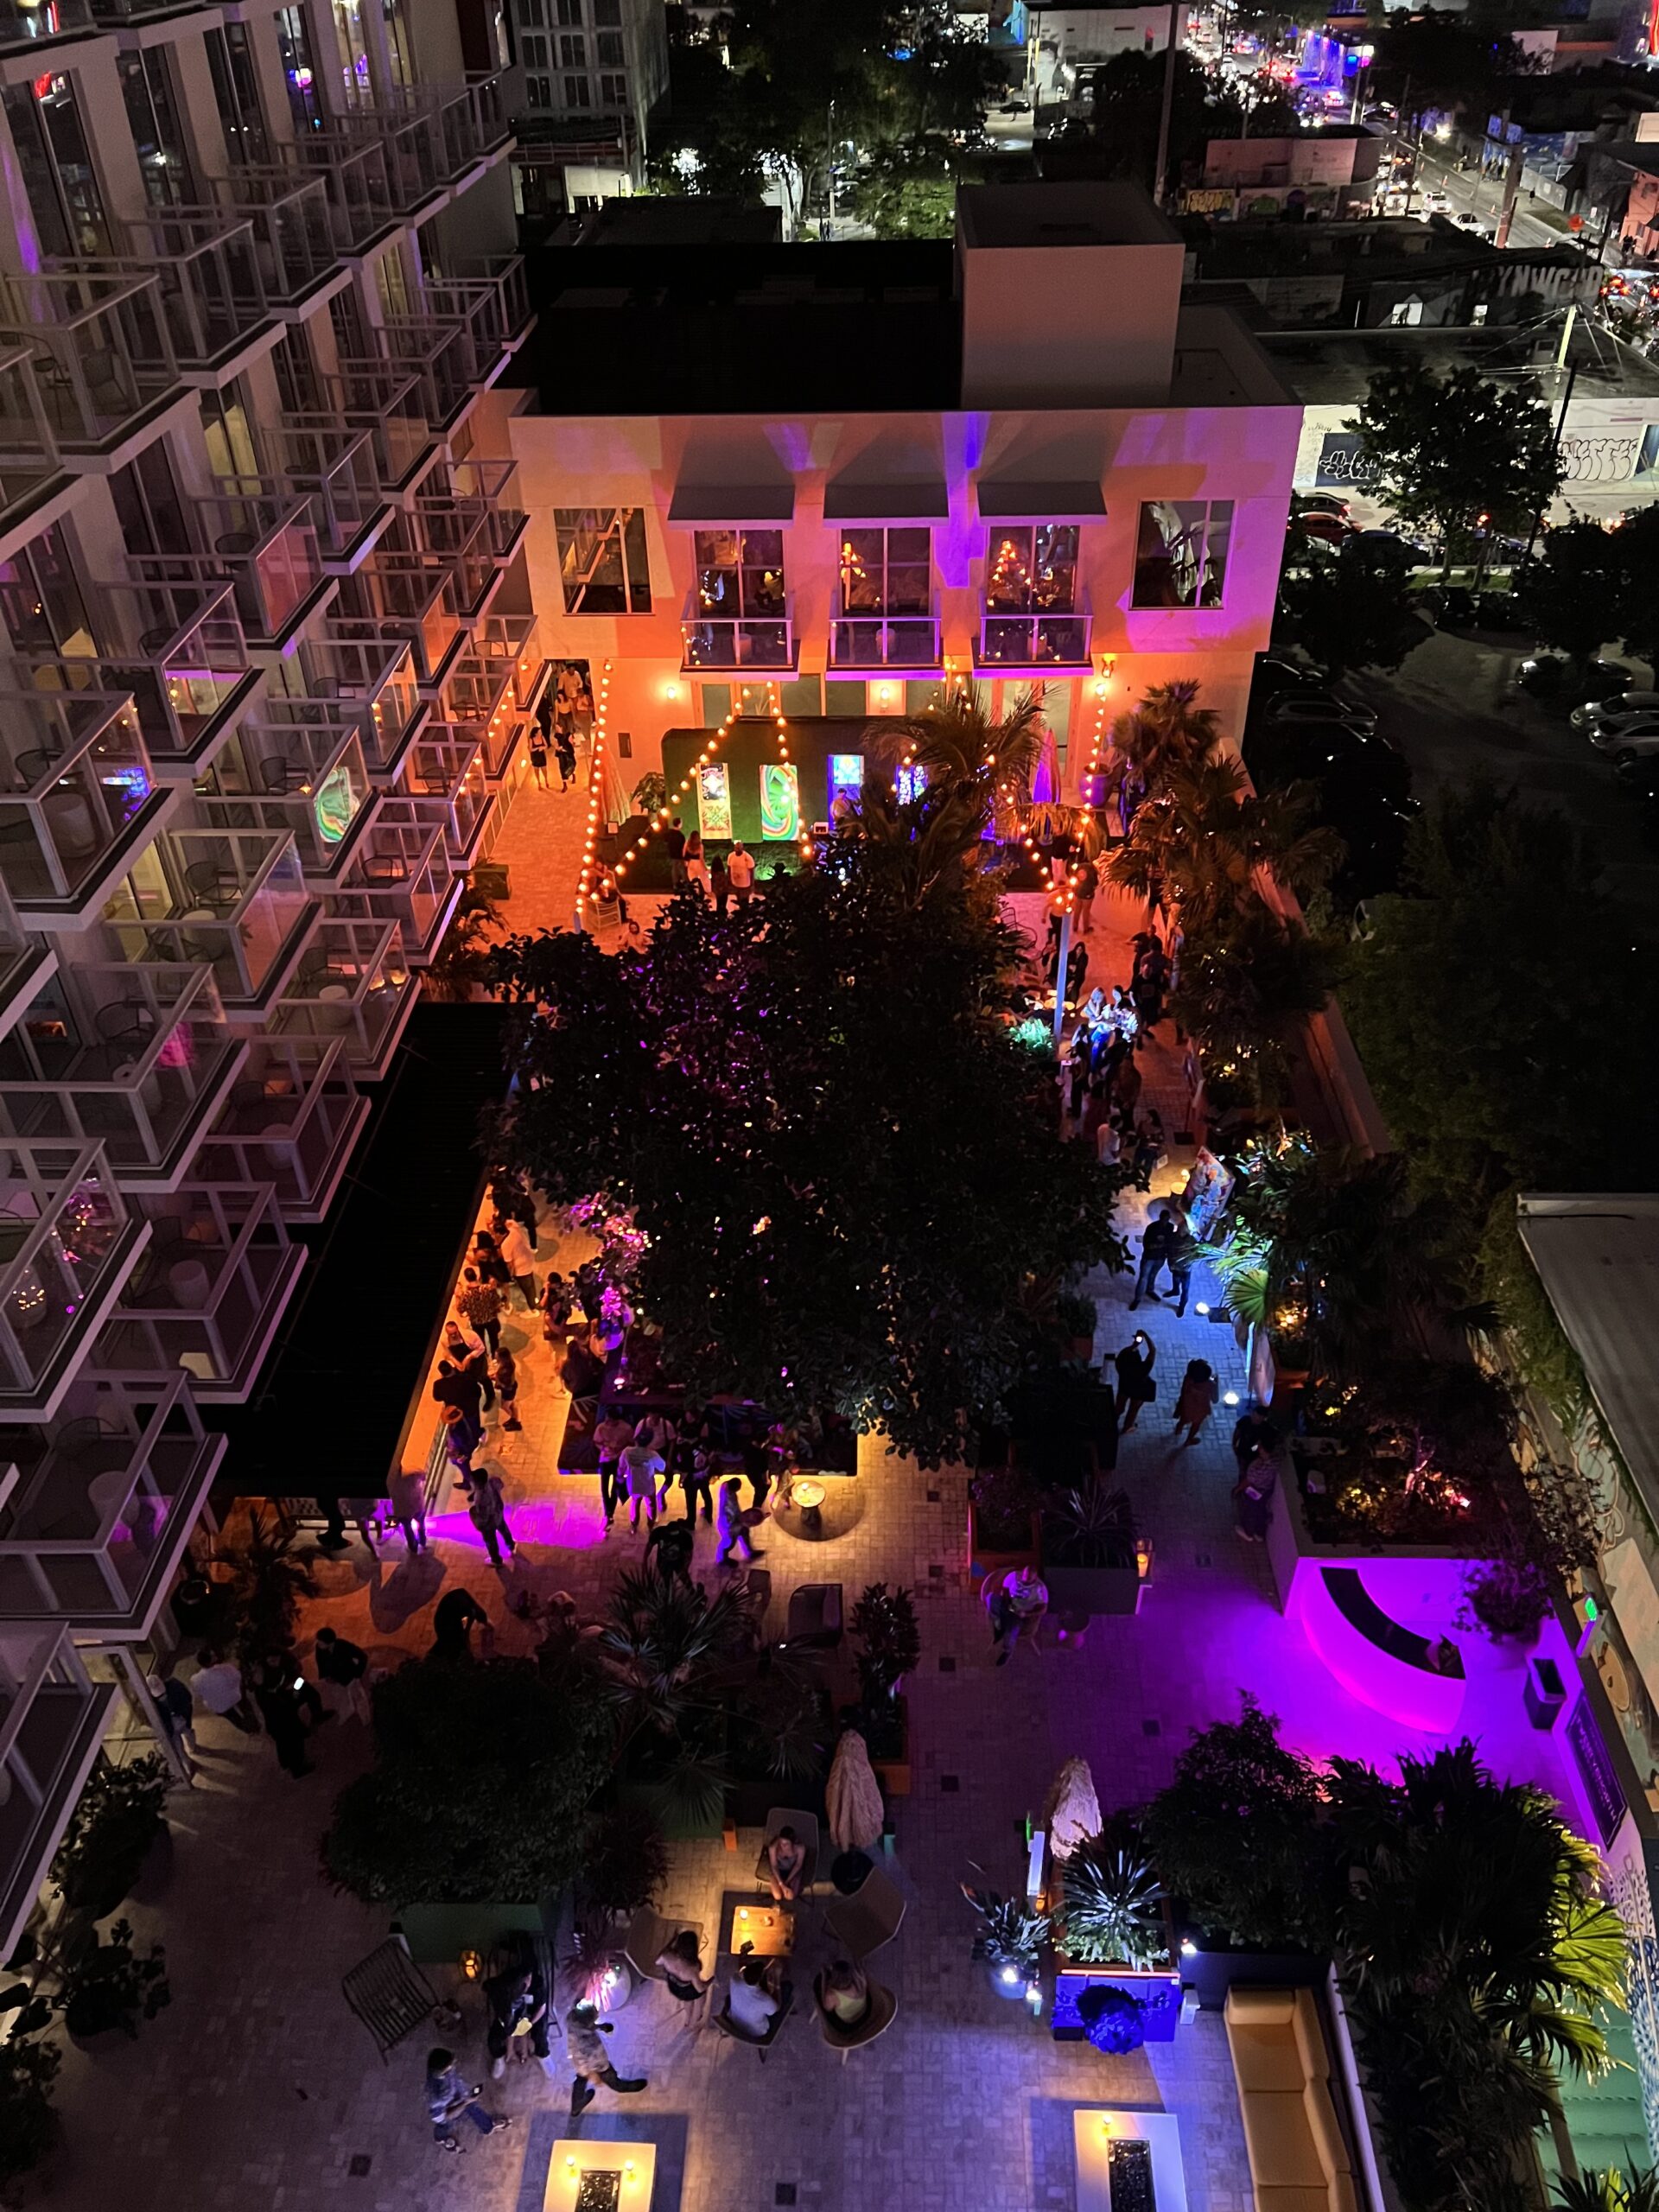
1043;1757;1101;1862
594;743;632;830
826;1728;885;1853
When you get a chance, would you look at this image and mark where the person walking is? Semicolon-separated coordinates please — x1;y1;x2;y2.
1172;1358;1219;1446
564;2001;647;2117
253;1657;315;1778
555;726;577;790
728;841;755;906
492;1346;522;1433
442;1403;477;1485
683;829;708;899
593;1408;633;1530
425;2048;512;2153
496;1216;538;1311
620;1433;665;1533
1129;1212;1173;1310
1113;1329;1157;1432
710;848;731;918
388;1464;429;1556
191;1645;256;1732
527;728;550;790
456;1268;504;1357
467;1466;517;1567
662;815;688;886
715;1473;757;1564
146;1672;199;1778
314;1625;372;1721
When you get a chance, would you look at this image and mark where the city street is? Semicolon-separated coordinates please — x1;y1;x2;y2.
1387;132;1605;257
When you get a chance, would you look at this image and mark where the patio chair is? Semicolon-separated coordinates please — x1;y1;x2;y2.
341;1938;444;2062
813;1974;897;2064
823;1866;906;1961
624;1909;709;2026
783;1582;842;1649
712;1979;794;2064
755;1808;819;1898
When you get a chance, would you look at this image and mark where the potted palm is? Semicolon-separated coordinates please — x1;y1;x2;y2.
1039;1486;1141;1616
1052;1833;1182;2044
849;1584;919;1797
961;1878;1048;2004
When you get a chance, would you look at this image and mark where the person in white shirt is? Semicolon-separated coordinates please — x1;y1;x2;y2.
191;1647;255;1732
619;1440;665;1531
495;1217;538;1311
725;1955;786;2038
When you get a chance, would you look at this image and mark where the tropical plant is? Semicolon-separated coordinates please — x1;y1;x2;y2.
1554;2168;1659;2212
1274;525;1427;681
0;2031;60;2190
961;1878;1048;1986
1076;1982;1148;2054
55;1920;168;2042
215;1505;316;1664
1109;679;1223;794
1170;904;1340;1111
1053;1289;1096;1347
631;771;667;817
1059;1840;1167;1969
1107;760;1344;932
50;1755;172;1918
854;682;1045;909
1042;1485;1135;1571
575;1805;669;1920
423;880;501;1002
1462;1559;1553;1642
849;1583;920;1704
1143;1695;1328;1950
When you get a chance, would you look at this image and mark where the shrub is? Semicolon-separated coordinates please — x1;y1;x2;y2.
1043;1486;1135;1571
1461;1559;1551;1641
1059;1840;1166;1969
850;1584;920;1705
50;1756;172;1918
0;2034;60;2189
1077;1983;1147;2055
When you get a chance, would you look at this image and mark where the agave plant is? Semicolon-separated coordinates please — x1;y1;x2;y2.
1059;1840;1168;1970
1554;2168;1659;2212
962;1876;1049;1986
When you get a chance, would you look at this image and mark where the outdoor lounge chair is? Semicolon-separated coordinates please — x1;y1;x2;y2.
755;1808;819;1897
783;1582;842;1648
814;1974;898;2063
823;1865;906;1961
341;1938;444;2062
713;1979;794;2063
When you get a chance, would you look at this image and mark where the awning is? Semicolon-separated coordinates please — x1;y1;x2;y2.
823;478;950;522
667;483;796;524
213;1002;512;1496
976;479;1106;522
1516;1193;1659;1526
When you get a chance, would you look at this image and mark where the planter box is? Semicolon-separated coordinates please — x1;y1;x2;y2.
1039;1556;1142;1616
1180;1942;1325;2012
1052;1964;1182;2043
969;1501;1041;1580
867;1694;911;1797
395;1900;545;1965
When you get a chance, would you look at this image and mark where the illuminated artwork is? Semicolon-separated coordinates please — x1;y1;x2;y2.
698;760;732;840
760;762;799;840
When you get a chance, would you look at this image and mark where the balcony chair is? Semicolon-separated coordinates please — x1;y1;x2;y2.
823;1866;906;1961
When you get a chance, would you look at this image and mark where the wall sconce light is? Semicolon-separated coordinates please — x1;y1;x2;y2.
664;680;682;701
459;1948;482;1980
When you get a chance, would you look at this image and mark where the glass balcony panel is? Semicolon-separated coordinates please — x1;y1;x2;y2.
462;611;541;706
0;1143;132;1397
334;807;445;955
0;343;64;520
681;601;795;672
201;721;370;874
213;429;383;567
403;734;486;861
268;916;410;1070
350;317;476;428
336;561;460;683
0;692;158;906
291;632;420;766
205;174;336;306
193;1034;360;1214
977;611;1094;669
16;581;253;768
92;1185;297;1391
422;257;529;352
286;365;433;499
0;271;175;451
67;213;268;371
106;828;311;1002
128;497;323;643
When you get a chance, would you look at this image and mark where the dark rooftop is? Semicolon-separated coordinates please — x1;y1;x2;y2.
510;238;962;414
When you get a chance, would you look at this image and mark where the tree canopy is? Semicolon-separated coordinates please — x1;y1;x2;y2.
1065;49;1295;196
1368;6;1534;124
492;817;1126;1465
1348;364;1561;573
1512;517;1629;665
1274;527;1429;681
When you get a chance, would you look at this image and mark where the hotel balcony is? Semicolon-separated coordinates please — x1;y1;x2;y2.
13;579;260;780
0;1628;116;1962
423;259;531;359
400;731;489;868
829;601;943;673
267;917;414;1080
0;344;70;546
205;173;344;314
281;135;398;257
292;632;425;773
87;1184;303;1402
681;596;796;673
464;611;544;713
199;716;373;883
68;211;272;379
0;1379;225;1636
0;690;172;927
343;316;480;437
194;1034;366;1222
976;606;1094;671
334;558;463;689
0;961;244;1189
105;826;316;1017
0;271;176;460
0;1141;147;1421
286;365;437;502
329;806;454;963
302;74;512;219
128;493;331;651
213;428;389;575
400;505;498;620
0;880;52;1043
0;0;96;45
416;456;527;566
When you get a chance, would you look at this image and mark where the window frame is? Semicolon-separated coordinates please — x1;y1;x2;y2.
1131;499;1234;610
554;507;652;615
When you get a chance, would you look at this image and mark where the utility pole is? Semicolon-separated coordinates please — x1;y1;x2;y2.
1152;0;1183;207
1494;137;1524;250
1522;303;1580;565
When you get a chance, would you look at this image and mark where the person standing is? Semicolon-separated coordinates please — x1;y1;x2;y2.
1166;1212;1199;1318
388;1464;429;1557
486;1962;554;2079
710;849;731;918
527;727;550;790
191;1646;256;1733
433;1357;486;1452
620;1433;665;1533
663;816;688;887
442;1403;477;1484
564;2001;648;2116
1233;1446;1278;1542
1173;1358;1219;1446
253;1657;315;1778
430;1586;488;1661
680;1443;715;1525
715;1474;756;1564
555;725;576;790
683;829;709;899
496;1216;538;1311
592;1408;634;1530
146;1672;198;1778
456;1268;504;1357
492;1346;522;1433
467;1466;517;1567
728;841;755;906
1072;855;1097;936
425;2048;511;2153
1113;1330;1157;1432
314;1625;372;1721
1129;1213;1173;1310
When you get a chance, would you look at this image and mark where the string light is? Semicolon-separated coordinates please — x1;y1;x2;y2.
605;704;741;896
767;681;814;864
575;656;614;910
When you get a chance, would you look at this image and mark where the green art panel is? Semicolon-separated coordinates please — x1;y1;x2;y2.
760;761;800;841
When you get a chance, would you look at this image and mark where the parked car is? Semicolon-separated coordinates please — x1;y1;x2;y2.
1248;653;1322;715
1570;690;1659;730
1591;715;1659;760
1300;493;1351;520
1356;528;1433;572
1298;512;1354;546
1264;690;1380;734
1422;584;1477;628
1452;210;1496;238
1422;188;1452;215
1516;655;1636;703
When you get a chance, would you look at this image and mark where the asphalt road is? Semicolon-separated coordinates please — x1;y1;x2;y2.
1352;624;1659;931
1390;136;1599;257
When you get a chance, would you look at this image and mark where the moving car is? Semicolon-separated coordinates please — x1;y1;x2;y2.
1264;690;1380;734
1422;188;1452;215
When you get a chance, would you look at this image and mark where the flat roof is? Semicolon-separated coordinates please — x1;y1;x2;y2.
1261;321;1659;405
957;180;1181;251
1517;1194;1659;1529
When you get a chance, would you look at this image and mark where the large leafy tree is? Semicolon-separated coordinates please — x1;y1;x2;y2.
1108;758;1344;934
1274;531;1428;681
1369;6;1532;127
1071;49;1294;194
1349;364;1561;578
492;825;1125;1466
1513;518;1628;668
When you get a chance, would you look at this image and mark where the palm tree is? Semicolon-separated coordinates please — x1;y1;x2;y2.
855;683;1045;906
1168;905;1338;1108
1109;679;1224;791
1106;760;1344;930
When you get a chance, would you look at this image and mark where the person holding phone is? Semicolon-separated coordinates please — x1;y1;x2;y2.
424;2048;511;2153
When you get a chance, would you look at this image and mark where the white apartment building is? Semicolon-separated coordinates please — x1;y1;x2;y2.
511;0;668;213
0;0;543;1956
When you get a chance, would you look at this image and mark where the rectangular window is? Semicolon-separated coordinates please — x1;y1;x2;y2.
119;48;196;209
983;524;1078;613
838;525;931;614
521;33;547;65
553;0;581;20
276;6;324;132
597;72;627;105
111;442;190;558
373;243;412;320
3;76;111;257
331;0;372;106
271;327;321;413
201;382;261;486
1133;499;1233;608
558;31;585;64
382;0;414;87
205;24;270;167
592;0;620;18
0;524;95;656
555;507;652;613
330;285;370;361
524;73;551;105
563;72;591;106
519;0;543;22
695;528;785;619
595;28;624;63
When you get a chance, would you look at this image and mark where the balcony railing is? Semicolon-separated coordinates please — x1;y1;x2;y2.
402;733;488;865
332;807;450;960
466;611;543;711
0;271;175;454
216;427;386;570
829;601;943;671
279;135;396;254
0;1142;142;1410
65;211;270;374
0;1378;223;1628
296;631;423;767
0;962;240;1180
340;316;478;434
334;558;461;685
200;719;372;878
105;827;313;1007
423;257;530;354
681;595;796;672
89;1185;302;1401
0;691;164;913
129;495;327;646
0;342;67;529
15;580;257;777
268;917;412;1077
194;1035;365;1221
286;365;435;499
403;504;496;619
0;880;48;1042
205;174;338;308
0;1628;115;1960
976;607;1093;670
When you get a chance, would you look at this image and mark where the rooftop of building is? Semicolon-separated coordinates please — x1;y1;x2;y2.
1261;316;1659;404
1183;213;1592;278
551;195;785;249
956;177;1181;250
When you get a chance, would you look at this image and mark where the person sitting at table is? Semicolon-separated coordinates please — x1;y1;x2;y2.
726;1950;787;2037
765;1824;806;1902
813;1958;869;2031
654;1929;709;2005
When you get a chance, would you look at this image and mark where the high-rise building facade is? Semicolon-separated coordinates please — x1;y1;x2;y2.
510;0;669;218
0;0;540;1955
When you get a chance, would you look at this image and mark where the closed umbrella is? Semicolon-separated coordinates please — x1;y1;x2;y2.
1043;1757;1102;1863
1031;726;1059;804
594;743;632;831
826;1728;885;1853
